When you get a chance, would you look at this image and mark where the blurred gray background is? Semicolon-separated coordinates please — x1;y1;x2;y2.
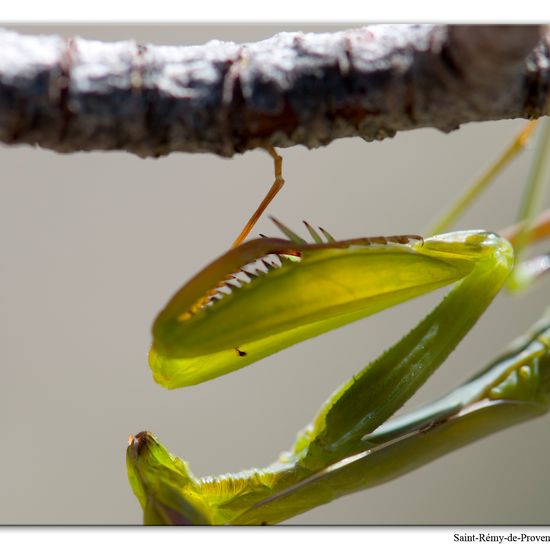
1;24;549;525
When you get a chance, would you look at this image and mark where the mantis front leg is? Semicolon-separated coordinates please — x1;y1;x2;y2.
128;229;517;524
128;118;550;524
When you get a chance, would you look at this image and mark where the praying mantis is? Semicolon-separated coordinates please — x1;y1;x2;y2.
126;119;550;525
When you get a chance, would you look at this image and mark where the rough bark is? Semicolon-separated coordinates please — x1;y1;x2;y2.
0;24;549;158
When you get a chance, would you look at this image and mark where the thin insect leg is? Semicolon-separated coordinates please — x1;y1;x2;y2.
511;118;550;261
511;254;550;289
499;208;550;290
231;147;285;248
500;207;550;247
504;118;550;291
428;120;538;236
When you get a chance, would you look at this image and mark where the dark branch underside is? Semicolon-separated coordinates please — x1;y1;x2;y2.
0;25;549;158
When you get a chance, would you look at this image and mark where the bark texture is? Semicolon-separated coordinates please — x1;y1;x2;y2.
0;24;549;158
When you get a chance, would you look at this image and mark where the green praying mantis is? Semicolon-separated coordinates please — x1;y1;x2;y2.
126;118;550;525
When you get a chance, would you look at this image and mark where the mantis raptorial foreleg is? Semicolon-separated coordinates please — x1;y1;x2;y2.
130;227;516;523
149;226;511;388
128;117;550;525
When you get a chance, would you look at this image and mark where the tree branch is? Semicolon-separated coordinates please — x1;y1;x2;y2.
0;24;549;158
